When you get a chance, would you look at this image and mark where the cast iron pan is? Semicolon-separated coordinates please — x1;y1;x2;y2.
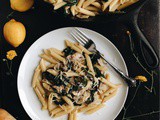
50;0;159;69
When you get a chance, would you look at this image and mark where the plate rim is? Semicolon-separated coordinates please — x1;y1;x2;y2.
17;27;129;120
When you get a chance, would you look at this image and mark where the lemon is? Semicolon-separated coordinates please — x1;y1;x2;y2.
3;19;26;47
10;0;34;12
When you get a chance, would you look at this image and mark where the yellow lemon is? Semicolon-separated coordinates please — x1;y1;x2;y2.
10;0;34;12
3;19;26;47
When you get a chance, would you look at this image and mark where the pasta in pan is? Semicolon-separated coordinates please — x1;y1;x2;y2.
44;0;139;19
32;40;121;120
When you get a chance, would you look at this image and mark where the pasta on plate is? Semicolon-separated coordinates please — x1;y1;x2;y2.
32;40;121;120
44;0;139;18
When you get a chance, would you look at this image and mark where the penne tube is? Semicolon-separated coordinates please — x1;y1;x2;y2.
40;54;58;64
120;0;129;4
34;87;47;110
42;79;52;85
68;113;74;120
105;74;110;80
32;66;41;88
50;107;62;117
47;69;58;76
100;77;117;88
62;96;74;107
73;110;77;120
91;2;101;9
78;105;97;113
60;105;72;112
109;1;121;12
64;71;79;77
65;40;82;53
109;0;119;11
49;48;64;56
54;110;68;118
85;6;100;11
77;0;85;7
85;104;104;114
102;0;113;11
74;43;92;55
40;59;46;72
36;80;45;96
102;87;116;97
43;49;50;55
94;65;107;71
71;5;77;16
50;50;66;63
42;82;53;92
76;7;95;16
85;54;95;74
46;64;56;69
117;0;139;10
48;93;57;112
82;0;96;8
76;14;90;19
102;89;117;103
54;2;67;10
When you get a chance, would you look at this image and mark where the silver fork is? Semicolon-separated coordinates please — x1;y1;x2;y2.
71;28;137;87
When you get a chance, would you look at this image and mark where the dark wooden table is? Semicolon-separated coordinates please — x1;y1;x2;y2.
0;0;159;120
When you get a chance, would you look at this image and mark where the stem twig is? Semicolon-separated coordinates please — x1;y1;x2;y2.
124;111;160;119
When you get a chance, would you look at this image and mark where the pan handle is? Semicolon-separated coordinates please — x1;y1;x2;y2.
126;19;159;69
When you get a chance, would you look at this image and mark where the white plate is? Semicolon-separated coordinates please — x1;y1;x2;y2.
18;27;128;120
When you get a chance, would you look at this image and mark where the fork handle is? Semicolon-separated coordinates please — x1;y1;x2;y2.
98;51;137;87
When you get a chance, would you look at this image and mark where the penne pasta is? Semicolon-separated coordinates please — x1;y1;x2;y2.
102;87;116;97
40;59;46;72
54;110;68;118
62;96;74;107
75;43;92;54
82;0;96;8
85;54;95;74
91;2;101;9
68;113;74;120
85;104;104;114
40;54;58;64
78;105;97;113
33;40;121;120
109;1;121;12
46;0;138;19
77;0;85;7
50;107;62;117
46;64;56;69
94;64;107;71
105;74;110;80
117;0;139;10
54;2;67;10
102;89;117;103
65;40;82;53
49;48;64;56
85;6;100;12
73;110;77;120
71;5;77;16
32;66;41;88
47;69;58;76
50;50;66;63
76;14;90;19
48;93;57;111
42;82;53;92
34;87;47;110
100;77;117;88
36;80;45;96
64;71;79;77
43;49;50;55
102;0;113;11
76;7;95;16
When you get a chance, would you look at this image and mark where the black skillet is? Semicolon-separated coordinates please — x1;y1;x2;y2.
56;0;159;69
